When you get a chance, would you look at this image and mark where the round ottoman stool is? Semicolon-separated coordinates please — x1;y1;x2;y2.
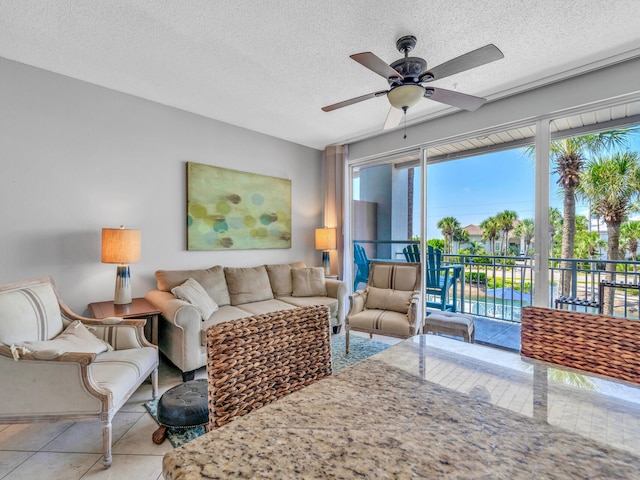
152;379;208;444
424;312;475;343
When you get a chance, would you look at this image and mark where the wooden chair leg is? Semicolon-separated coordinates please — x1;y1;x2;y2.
345;328;350;354
102;420;112;468
152;425;168;444
151;368;159;400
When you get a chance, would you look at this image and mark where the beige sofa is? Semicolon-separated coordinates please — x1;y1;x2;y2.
145;262;346;381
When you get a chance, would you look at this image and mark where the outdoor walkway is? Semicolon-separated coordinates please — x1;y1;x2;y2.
473;316;520;351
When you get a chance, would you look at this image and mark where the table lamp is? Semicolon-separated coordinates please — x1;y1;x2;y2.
102;226;141;305
315;227;337;276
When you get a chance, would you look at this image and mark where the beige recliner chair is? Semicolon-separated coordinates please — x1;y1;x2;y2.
345;262;422;353
0;277;158;468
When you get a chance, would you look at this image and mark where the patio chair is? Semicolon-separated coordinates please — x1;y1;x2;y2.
353;243;370;290
0;276;159;468
425;245;462;312
403;244;420;262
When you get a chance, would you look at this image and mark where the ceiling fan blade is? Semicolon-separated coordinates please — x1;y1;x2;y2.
350;52;404;81
321;90;388;112
383;107;403;130
426;87;487;111
422;44;504;81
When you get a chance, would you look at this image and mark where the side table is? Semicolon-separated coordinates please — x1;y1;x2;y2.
88;298;161;345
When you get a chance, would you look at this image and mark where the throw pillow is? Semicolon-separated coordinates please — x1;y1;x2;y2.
365;286;413;313
16;320;113;359
292;267;327;297
156;265;231;306
171;278;219;320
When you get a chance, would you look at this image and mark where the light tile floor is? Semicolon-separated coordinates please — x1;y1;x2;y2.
0;357;190;480
0;320;517;479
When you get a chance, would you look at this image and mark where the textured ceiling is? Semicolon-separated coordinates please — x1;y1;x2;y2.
1;1;640;150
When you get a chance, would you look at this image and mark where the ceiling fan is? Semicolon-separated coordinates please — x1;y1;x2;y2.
321;35;504;130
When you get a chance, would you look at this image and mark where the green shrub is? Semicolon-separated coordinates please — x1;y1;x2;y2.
470;256;492;265
465;272;487;284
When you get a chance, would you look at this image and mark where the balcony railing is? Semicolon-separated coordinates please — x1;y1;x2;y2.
353;240;640;323
447;253;533;322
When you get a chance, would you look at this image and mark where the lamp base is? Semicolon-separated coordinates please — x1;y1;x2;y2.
322;251;331;277
114;264;132;305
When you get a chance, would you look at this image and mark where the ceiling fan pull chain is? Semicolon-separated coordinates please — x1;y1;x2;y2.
403;106;408;139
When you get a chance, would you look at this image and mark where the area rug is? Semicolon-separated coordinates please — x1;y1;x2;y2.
144;335;390;447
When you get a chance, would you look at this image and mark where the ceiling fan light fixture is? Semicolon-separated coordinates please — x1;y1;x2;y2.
387;84;424;110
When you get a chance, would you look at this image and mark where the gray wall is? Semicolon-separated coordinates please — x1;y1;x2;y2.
0;58;323;314
359;164;392;258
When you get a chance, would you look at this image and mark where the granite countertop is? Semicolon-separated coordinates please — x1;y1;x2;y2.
163;335;640;479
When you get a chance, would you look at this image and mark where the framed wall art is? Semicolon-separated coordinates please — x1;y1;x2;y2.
186;162;292;250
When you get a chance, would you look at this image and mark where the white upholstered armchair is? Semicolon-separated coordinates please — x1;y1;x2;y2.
0;277;158;468
345;262;422;353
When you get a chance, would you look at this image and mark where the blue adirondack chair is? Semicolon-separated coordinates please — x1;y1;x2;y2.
425;245;462;312
353;244;370;290
403;244;420;262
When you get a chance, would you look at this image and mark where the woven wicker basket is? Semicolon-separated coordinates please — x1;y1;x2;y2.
521;306;640;384
206;305;332;430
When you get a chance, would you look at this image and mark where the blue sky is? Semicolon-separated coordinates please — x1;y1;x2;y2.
352;132;640;241
423;134;640;240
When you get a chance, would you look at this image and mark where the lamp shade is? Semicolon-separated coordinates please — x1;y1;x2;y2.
102;227;141;264
387;84;425;110
315;227;337;251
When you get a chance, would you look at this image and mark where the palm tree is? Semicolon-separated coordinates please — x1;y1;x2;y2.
496;210;518;256
578;151;640;314
467;240;484;255
480;216;500;254
575;231;605;259
621;220;640;263
525;129;635;297
453;228;469;253
548;207;562;257
514;218;535;255
437;216;460;254
427;238;445;252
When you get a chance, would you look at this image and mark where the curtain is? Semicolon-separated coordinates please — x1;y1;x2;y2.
323;145;345;277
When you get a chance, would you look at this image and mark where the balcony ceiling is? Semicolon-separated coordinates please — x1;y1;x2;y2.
1;1;640;150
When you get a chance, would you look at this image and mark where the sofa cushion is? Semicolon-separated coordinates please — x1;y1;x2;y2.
16;320;113;359
171;278;218;320
265;263;306;296
265;264;293;296
236;299;297;316
279;295;338;320
90;346;158;405
347;309;413;337
224;266;274;305
156;265;231;306
365;286;413;314
200;305;253;346
292;267;327;297
200;301;298;347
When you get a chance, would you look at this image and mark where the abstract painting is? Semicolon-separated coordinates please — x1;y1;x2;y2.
187;162;291;250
